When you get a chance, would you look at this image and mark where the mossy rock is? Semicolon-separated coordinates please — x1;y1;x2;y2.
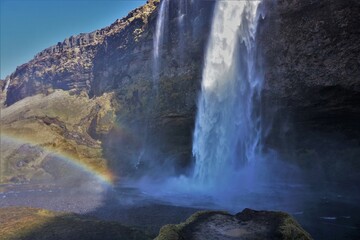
156;209;312;240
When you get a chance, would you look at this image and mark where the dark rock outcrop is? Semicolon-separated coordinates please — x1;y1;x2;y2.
258;0;360;186
92;0;215;175
260;0;360;126
156;209;312;240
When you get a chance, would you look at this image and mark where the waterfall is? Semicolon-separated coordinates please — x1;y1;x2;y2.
4;77;11;93
153;0;169;84
192;1;263;187
136;0;170;168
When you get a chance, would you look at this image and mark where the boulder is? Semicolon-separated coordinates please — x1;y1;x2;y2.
156;209;312;240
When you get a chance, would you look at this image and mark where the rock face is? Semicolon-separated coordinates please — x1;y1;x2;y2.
3;0;215;178
0;90;116;184
260;0;360;128
91;0;215;175
0;80;5;105
155;209;312;240
4;0;159;106
258;0;360;186
2;0;360;184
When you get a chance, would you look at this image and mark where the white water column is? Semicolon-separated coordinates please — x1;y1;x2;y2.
153;0;170;84
192;0;263;187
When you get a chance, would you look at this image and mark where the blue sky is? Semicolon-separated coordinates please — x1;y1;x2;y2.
0;0;146;79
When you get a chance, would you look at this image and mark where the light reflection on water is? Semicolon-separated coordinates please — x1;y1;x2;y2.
117;179;360;240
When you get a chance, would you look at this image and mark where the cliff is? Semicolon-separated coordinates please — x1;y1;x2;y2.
90;0;215;175
259;0;360;185
2;0;360;185
4;0;159;106
260;0;360;126
0;90;116;184
2;0;215;182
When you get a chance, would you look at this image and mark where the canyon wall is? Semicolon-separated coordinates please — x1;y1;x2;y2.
2;0;360;184
4;0;159;106
259;0;360;186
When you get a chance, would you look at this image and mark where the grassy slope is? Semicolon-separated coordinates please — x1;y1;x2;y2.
0;90;116;183
0;207;150;240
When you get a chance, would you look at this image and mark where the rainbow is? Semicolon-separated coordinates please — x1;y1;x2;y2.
0;132;115;186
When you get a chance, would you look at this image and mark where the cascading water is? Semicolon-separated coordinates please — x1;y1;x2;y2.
192;0;263;188
134;0;308;215
136;0;170;168
4;77;11;93
153;0;169;85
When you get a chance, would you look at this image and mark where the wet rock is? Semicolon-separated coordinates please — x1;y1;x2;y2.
156;209;312;240
258;0;360;187
260;0;360;116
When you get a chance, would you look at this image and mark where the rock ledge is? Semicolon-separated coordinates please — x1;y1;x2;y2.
156;208;312;240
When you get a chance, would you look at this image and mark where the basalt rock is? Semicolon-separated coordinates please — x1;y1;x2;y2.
155;209;312;240
93;0;215;176
0;90;116;184
258;0;360;187
260;0;360;125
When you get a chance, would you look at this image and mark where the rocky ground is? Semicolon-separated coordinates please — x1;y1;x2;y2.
0;207;151;240
156;209;312;240
1;183;360;239
0;183;202;237
0;183;314;240
0;206;312;240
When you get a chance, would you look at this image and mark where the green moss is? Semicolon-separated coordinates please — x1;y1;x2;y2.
279;215;313;240
0;207;151;240
155;211;229;240
156;210;312;240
